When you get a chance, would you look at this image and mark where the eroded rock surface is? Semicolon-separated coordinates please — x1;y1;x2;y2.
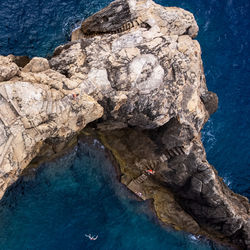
96;125;249;248
0;0;249;248
0;56;103;199
55;1;207;132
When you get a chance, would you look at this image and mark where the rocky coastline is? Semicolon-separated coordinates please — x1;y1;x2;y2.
0;0;249;248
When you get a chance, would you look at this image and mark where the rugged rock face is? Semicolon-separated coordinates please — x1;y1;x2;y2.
0;0;249;248
63;0;205;132
95;126;249;248
0;55;103;199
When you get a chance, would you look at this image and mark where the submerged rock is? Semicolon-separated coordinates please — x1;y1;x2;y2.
0;0;249;248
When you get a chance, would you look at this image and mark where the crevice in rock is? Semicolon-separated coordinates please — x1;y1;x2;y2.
12;56;31;68
81;17;151;37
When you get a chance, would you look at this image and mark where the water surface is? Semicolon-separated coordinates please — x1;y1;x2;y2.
0;0;249;249
0;141;223;250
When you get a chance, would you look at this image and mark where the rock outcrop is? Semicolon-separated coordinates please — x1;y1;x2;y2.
0;0;249;249
0;55;103;199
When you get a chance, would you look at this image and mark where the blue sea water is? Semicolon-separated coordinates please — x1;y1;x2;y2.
0;141;224;250
0;0;249;249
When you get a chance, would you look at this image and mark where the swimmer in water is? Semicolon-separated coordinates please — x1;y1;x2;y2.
85;234;98;240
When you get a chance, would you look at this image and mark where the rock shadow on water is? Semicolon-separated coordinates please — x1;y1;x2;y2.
0;137;226;250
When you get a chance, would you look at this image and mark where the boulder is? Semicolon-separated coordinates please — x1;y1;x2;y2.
23;57;50;73
0;55;19;81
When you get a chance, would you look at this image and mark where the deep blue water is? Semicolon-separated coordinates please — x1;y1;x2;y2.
0;141;224;250
0;0;249;249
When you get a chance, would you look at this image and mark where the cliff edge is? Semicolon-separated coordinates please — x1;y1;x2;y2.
0;0;249;248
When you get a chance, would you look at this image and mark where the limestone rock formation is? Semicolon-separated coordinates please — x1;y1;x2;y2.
0;0;249;249
69;0;247;248
0;55;20;82
0;56;103;199
57;1;206;133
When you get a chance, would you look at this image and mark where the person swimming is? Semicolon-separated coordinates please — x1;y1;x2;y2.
85;234;98;240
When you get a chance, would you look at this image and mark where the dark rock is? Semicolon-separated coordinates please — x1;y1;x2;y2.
201;91;219;116
12;56;30;67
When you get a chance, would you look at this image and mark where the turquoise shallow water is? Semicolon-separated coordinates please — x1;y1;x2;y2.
0;0;249;249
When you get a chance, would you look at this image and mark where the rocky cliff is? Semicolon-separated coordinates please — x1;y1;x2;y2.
0;0;249;248
0;55;103;199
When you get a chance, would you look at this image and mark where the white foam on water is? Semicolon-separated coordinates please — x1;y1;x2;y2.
62;15;83;40
223;176;232;188
201;119;216;153
188;234;201;242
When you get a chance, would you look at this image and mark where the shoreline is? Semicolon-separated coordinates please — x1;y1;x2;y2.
0;131;238;249
0;0;249;248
